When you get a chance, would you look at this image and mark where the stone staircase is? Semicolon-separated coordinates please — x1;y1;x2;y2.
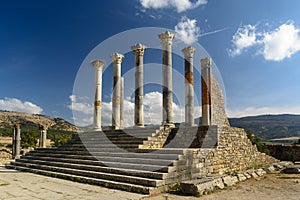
6;126;210;195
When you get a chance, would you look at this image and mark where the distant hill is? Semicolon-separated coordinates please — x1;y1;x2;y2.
0;110;77;133
229;114;300;140
195;114;300;141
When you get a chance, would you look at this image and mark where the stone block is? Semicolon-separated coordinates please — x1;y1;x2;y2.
243;172;251;179
222;175;238;187
213;177;224;189
264;165;276;173
236;173;247;182
255;169;266;176
180;178;214;196
273;164;283;169
282;166;300;174
279;161;293;167
247;169;258;178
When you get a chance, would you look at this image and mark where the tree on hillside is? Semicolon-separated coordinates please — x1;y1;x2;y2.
21;130;38;148
246;130;270;155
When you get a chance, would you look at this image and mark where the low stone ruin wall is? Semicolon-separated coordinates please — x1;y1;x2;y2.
267;144;300;162
207;126;278;175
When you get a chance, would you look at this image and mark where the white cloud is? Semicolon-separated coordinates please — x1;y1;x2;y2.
140;0;207;13
175;16;200;45
0;97;43;114
229;22;300;61
228;106;300;118
68;95;93;115
261;23;300;61
228;24;257;56
68;92;201;127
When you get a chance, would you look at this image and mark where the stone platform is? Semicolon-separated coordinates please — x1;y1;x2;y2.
6;125;279;195
6;126;212;195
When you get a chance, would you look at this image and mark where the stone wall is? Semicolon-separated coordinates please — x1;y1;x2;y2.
211;77;230;128
267;144;300;161
207;126;278;175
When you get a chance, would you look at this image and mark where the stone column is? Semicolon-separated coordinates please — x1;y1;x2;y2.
13;124;21;159
201;57;212;126
11;125;16;157
120;77;124;129
182;46;195;126
39;125;47;148
131;43;146;127
111;53;124;130
91;60;105;131
159;31;175;125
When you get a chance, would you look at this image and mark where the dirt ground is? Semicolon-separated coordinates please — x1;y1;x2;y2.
0;165;299;199
144;172;300;200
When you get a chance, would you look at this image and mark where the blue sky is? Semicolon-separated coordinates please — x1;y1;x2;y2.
1;0;300;126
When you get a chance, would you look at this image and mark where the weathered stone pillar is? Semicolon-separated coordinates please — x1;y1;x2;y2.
11;125;16;157
131;43;146;127
91;60;105;131
13;124;21;159
120;77;124;129
111;53;124;130
159;31;175;125
39;125;47;148
201;57;212;126
182;46;195;126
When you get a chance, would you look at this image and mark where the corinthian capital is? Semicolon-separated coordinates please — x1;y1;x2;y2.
91;60;106;69
158;31;175;45
182;46;195;58
131;43;147;56
110;52;124;64
201;57;212;68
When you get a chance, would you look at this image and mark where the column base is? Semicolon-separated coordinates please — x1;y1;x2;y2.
135;124;145;128
111;126;120;131
181;123;197;127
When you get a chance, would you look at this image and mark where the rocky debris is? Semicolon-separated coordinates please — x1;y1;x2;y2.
180;162;292;196
0;149;12;166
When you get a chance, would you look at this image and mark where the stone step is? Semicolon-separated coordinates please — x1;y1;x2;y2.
15;158;167;179
36;148;186;155
60;143;140;149
27;151;180;160
69;138;146;144
78;135;153;140
10;161;164;187
18;156;173;172
6;164;154;194
24;154;176;166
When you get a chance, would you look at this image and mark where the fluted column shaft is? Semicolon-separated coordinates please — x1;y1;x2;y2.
182;47;195;126
12;126;16;156
201;58;212;126
111;53;124;130
13;124;21;159
159;31;175;125
92;60;105;131
132;43;146;127
39;125;47;148
120;77;124;129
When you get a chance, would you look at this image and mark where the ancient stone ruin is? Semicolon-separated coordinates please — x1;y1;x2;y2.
7;31;278;195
